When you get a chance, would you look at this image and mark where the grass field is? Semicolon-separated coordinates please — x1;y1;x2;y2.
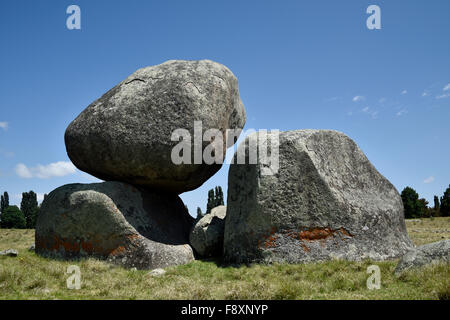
0;217;449;300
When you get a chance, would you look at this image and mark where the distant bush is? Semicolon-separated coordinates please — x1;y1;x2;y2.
401;187;421;219
0;206;26;229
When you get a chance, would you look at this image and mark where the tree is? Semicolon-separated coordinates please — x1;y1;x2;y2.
21;191;38;229
206;186;225;214
215;186;224;207
0;206;26;229
1;191;9;214
206;189;215;214
401;187;421;219
440;185;450;217
196;207;203;220
417;198;429;218
431;195;440;217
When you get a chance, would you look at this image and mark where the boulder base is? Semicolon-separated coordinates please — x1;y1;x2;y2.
224;130;413;263
35;181;194;269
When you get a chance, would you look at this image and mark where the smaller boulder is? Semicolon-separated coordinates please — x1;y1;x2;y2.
395;239;450;275
0;249;18;257
190;206;226;257
148;268;166;277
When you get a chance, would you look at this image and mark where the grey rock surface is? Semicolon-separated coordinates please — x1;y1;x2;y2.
65;60;246;194
0;249;18;257
148;268;166;277
395;239;450;275
35;181;194;269
190;205;226;257
224;130;413;264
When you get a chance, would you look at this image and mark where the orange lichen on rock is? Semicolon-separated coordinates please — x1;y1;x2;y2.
298;227;352;241
256;226;352;252
300;242;310;252
296;227;353;252
36;234;132;257
258;227;279;249
109;245;127;256
81;241;94;254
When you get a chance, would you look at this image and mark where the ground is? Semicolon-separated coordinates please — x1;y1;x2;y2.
0;217;449;300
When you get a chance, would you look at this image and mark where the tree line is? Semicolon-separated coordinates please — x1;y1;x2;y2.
0;191;47;229
196;186;224;220
1;184;448;228
401;184;450;219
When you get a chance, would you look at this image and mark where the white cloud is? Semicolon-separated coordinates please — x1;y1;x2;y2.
436;93;450;99
36;193;46;203
15;161;77;179
15;163;33;178
396;109;407;117
361;106;378;119
423;176;435;184
443;83;450;91
353;95;365;102
401;90;407;95
422;91;429;97
0;122;8;131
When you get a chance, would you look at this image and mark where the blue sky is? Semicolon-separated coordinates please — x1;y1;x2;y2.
0;0;449;215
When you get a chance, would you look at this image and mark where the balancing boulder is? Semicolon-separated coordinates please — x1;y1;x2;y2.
65;60;246;194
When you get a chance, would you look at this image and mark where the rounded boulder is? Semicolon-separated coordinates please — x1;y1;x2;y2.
65;60;246;194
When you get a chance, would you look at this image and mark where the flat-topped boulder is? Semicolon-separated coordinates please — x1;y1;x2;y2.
224;130;413;263
65;60;246;194
35;181;194;269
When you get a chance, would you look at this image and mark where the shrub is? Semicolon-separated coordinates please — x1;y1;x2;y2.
0;206;26;229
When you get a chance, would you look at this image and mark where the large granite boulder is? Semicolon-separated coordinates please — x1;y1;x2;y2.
395;240;450;275
65;60;246;194
224;130;413;264
35;181;194;269
190;205;226;257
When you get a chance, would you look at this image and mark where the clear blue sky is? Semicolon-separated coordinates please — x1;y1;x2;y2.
1;0;449;215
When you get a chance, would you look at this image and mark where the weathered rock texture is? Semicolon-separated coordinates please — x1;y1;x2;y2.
190;205;226;257
395;240;450;275
35;182;194;269
65;60;246;194
224;130;413;263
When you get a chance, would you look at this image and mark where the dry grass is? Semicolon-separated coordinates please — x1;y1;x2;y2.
405;216;450;246
0;217;448;300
